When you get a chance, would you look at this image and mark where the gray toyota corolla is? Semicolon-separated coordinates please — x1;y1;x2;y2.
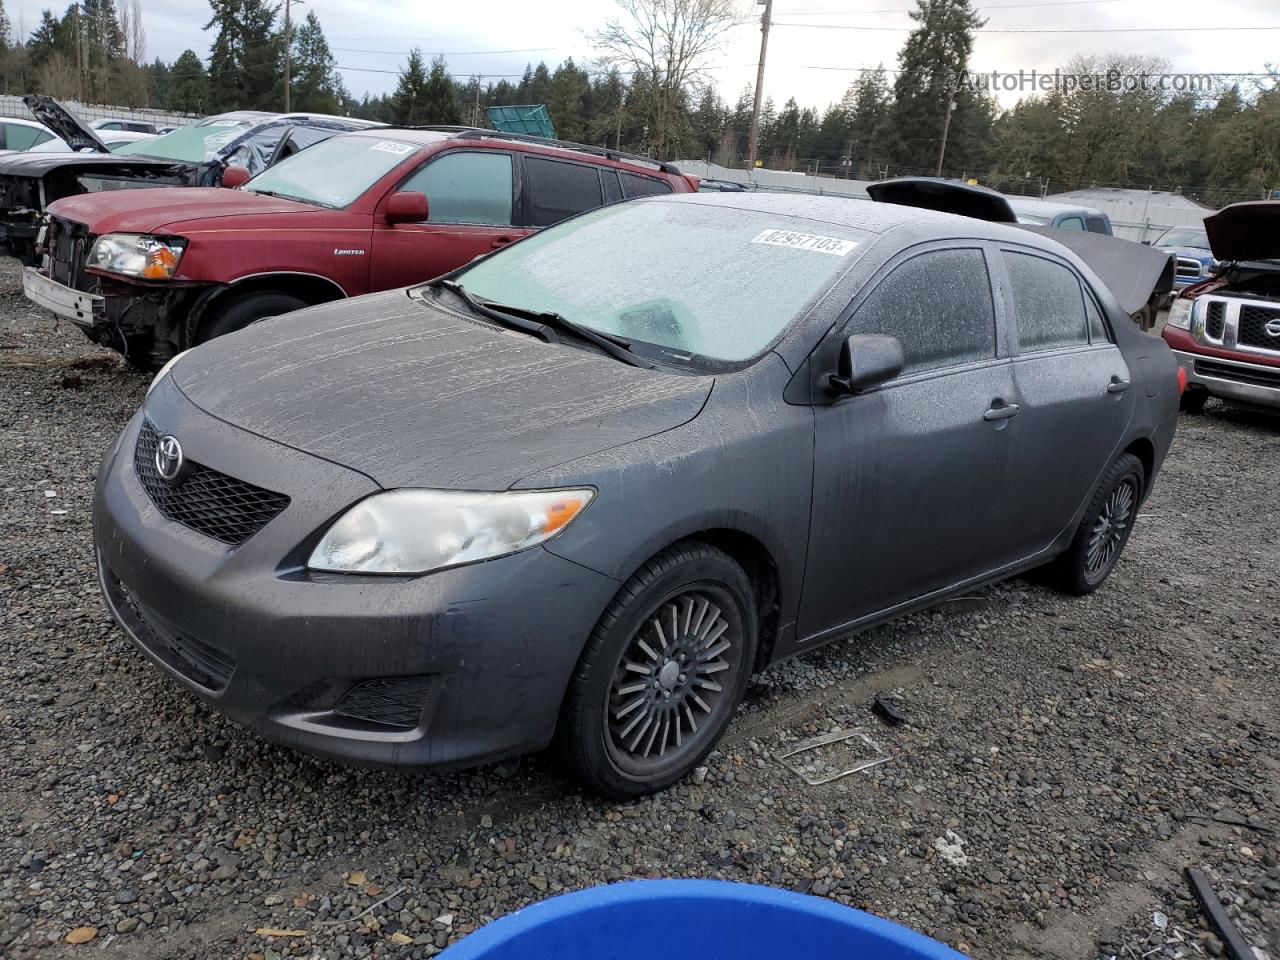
94;192;1180;798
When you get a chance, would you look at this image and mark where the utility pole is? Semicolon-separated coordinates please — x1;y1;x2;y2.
934;72;959;177
282;0;298;112
745;0;773;172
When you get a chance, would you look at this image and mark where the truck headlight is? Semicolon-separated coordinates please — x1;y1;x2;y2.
308;488;595;575
1166;297;1193;330
87;234;187;280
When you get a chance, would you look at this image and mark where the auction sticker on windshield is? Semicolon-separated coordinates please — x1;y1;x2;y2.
371;141;414;155
751;228;859;256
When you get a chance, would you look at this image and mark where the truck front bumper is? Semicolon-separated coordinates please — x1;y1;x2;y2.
23;266;103;328
1173;349;1280;409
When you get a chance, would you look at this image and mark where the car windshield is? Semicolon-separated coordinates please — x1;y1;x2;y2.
1158;228;1210;249
114;119;254;162
455;200;869;364
242;136;417;208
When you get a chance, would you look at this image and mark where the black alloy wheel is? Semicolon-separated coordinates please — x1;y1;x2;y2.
1049;451;1145;595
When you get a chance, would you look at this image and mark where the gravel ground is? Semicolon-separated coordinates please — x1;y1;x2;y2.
1;258;1277;959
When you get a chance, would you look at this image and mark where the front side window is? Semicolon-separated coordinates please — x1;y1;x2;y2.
1005;251;1090;352
845;249;996;375
243;136;419;208
524;156;603;227
401;151;513;225
1057;216;1085;231
456;200;870;364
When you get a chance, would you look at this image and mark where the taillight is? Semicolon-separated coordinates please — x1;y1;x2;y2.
1176;366;1187;395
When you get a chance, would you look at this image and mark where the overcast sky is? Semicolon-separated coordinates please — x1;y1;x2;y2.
7;0;1278;110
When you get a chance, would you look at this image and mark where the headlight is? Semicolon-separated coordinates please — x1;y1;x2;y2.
308;488;595;575
1166;297;1193;330
87;233;187;279
147;349;190;395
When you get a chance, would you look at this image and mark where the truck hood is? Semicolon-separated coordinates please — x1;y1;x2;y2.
48;187;327;234
23;95;108;153
0;151;185;178
1204;200;1280;263
170;290;713;489
868;177;1017;223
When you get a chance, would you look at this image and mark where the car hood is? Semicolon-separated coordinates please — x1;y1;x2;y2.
22;94;108;153
48;187;326;233
0;150;185;178
1159;244;1214;262
171;290;713;489
1204;201;1280;262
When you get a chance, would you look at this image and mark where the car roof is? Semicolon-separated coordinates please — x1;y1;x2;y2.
1006;197;1106;218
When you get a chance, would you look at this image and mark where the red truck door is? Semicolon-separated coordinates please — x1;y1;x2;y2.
369;149;530;290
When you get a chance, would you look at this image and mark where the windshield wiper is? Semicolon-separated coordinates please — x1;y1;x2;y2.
247;188;328;207
434;280;657;370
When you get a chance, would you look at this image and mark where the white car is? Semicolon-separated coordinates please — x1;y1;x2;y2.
29;129;158;153
0;117;55;151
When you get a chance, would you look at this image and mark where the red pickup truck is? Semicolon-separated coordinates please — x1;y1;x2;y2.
1162;200;1280;411
24;127;697;368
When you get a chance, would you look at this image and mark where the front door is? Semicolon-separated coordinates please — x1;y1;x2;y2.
370;149;529;291
996;247;1136;558
799;246;1021;639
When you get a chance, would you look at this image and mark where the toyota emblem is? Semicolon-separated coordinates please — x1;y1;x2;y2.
155;435;185;483
1265;318;1280;338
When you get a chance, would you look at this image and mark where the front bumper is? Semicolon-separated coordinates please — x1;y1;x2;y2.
93;383;620;770
23;266;103;328
1172;348;1280;408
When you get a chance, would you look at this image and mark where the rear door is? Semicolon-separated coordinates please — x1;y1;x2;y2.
369;148;527;290
996;246;1135;558
800;245;1021;638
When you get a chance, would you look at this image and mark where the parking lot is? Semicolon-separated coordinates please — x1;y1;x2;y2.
0;256;1276;959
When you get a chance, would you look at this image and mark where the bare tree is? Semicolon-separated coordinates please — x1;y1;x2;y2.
119;0;146;64
590;0;743;158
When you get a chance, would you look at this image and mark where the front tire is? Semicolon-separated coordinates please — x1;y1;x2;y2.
560;542;757;799
1048;452;1145;596
195;291;306;344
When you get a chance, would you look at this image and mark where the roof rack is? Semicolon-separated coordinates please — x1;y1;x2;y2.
389;125;683;176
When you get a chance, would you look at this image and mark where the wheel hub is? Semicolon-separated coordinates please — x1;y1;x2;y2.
658;660;681;690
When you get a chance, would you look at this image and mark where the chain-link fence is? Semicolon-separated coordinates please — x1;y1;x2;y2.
0;95;203;131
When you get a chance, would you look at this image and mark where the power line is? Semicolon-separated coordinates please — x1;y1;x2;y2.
784;0;1134;13
774;20;1280;32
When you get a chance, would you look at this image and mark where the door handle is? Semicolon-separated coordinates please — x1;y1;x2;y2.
983;401;1021;421
1107;377;1131;393
490;236;514;249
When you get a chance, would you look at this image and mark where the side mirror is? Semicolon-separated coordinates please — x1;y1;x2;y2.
828;334;904;396
221;165;251;189
385;191;429;224
1140;239;1152;246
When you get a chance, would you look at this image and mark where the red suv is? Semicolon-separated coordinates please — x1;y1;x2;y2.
23;127;697;367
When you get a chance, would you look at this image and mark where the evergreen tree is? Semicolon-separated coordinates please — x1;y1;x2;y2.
27;10;62;71
420;54;460;125
204;0;278;111
548;57;589;141
168;48;207;113
290;10;343;113
391;48;430;125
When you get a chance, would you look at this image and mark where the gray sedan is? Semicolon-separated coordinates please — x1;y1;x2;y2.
93;193;1180;798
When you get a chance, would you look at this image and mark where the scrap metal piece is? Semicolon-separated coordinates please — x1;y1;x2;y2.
776;728;891;786
1184;867;1255;960
872;693;909;726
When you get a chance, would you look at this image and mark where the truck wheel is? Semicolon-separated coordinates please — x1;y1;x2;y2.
560;542;757;799
1180;389;1209;413
1047;452;1145;596
196;291;306;344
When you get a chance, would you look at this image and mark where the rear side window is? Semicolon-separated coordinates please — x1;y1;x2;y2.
524;156;603;227
1086;216;1108;234
621;172;673;199
1084;289;1110;343
602;170;623;204
846;248;996;375
3;124;51;150
1005;251;1090;351
402;151;513;225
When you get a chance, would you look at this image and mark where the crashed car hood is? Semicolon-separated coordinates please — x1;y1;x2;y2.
48;187;326;233
0;150;183;178
22;95;109;153
171;290;713;489
867;177;1016;223
1204;201;1280;262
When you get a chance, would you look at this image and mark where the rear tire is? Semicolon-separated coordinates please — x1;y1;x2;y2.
195;291;306;344
1048;452;1145;596
1180;389;1209;413
560;542;757;799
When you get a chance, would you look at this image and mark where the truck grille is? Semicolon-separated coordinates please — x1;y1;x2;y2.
1237;304;1280;351
1205;301;1225;339
44;215;93;290
1175;256;1203;281
134;421;290;545
1195;358;1280;390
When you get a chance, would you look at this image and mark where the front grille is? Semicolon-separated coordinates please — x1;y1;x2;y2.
134;421;290;545
333;677;436;729
1205;301;1226;339
1175;257;1202;281
1237;304;1280;351
1196;358;1280;390
103;564;236;691
44;215;93;290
